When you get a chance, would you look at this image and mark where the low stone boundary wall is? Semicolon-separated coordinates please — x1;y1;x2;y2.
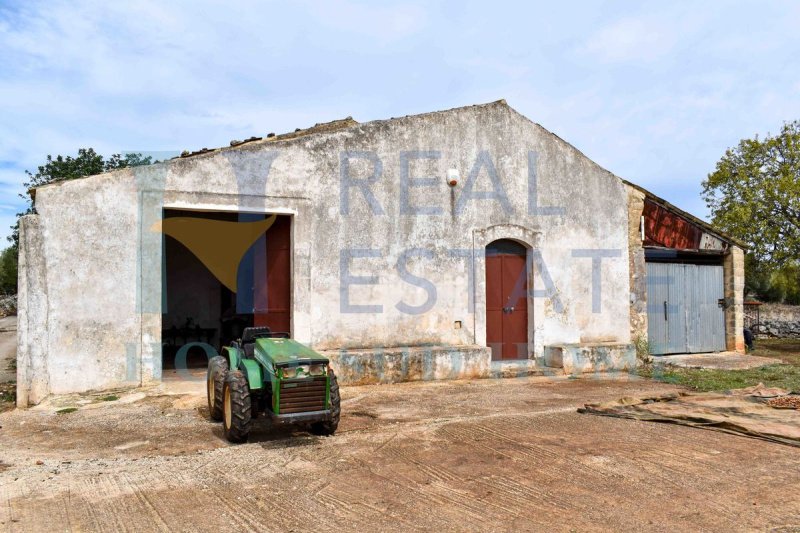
755;320;800;338
750;303;800;338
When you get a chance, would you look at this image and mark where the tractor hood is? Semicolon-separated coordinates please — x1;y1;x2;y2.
254;338;329;366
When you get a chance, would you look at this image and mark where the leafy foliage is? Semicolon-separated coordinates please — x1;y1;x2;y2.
633;334;652;365
0;246;18;294
2;149;153;295
745;256;800;304
703;121;800;302
10;149;153;247
0;382;15;410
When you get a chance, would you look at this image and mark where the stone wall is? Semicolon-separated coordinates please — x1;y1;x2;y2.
626;186;647;343
723;247;745;352
751;303;800;338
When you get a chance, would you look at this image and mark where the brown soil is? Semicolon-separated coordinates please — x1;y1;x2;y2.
0;376;798;532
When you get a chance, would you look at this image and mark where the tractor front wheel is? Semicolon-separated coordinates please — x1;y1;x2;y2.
311;368;340;436
222;371;252;443
207;356;228;421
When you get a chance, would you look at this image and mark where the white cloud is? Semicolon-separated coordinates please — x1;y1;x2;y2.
303;0;429;42
580;17;676;63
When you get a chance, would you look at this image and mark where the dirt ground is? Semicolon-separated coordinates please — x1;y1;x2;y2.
1;374;799;532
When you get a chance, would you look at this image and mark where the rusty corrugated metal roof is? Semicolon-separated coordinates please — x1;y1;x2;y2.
623;179;747;249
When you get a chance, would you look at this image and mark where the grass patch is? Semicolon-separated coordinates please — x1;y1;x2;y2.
56;407;78;415
99;394;119;402
750;338;800;366
640;364;800;392
641;338;800;392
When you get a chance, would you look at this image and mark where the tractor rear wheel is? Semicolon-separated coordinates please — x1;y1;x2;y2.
311;368;340;436
207;356;228;421
222;371;252;443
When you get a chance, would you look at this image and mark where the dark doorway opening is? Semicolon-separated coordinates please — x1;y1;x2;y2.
161;209;291;372
486;239;529;361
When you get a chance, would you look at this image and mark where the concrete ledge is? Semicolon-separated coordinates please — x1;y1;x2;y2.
490;359;546;379
320;345;491;385
652;352;783;370
544;343;635;375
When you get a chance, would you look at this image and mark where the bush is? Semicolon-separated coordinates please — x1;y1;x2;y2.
745;255;800;304
634;334;652;365
0;246;17;295
0;382;15;409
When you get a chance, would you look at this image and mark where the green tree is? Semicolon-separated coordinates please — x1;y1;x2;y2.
703;121;800;302
0;245;18;294
744;255;800;304
3;149;153;295
703;121;800;267
9;149;153;247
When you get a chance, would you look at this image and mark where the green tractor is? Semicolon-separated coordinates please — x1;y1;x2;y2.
206;327;341;443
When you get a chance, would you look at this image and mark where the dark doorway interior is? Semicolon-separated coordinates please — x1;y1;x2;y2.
161;209;291;370
486;239;529;361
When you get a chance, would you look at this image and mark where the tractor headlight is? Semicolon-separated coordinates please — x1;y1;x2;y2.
279;367;298;379
279;364;326;378
309;364;327;376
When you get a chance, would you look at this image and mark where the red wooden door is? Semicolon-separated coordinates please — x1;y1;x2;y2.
486;241;528;360
254;215;291;333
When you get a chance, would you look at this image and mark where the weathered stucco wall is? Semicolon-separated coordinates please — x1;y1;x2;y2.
16;215;49;406
300;103;632;354
18;101;636;401
26;170;143;397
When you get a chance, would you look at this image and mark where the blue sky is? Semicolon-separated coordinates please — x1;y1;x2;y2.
1;0;799;245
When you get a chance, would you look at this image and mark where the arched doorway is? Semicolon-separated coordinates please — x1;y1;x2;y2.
485;239;529;360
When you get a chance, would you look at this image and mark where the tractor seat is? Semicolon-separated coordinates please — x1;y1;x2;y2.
243;342;255;358
241;326;272;344
240;326;271;359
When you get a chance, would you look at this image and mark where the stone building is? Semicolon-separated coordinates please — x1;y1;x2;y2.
16;100;745;405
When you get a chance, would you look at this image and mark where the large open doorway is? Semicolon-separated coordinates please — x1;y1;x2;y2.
485;239;529;360
161;209;291;373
